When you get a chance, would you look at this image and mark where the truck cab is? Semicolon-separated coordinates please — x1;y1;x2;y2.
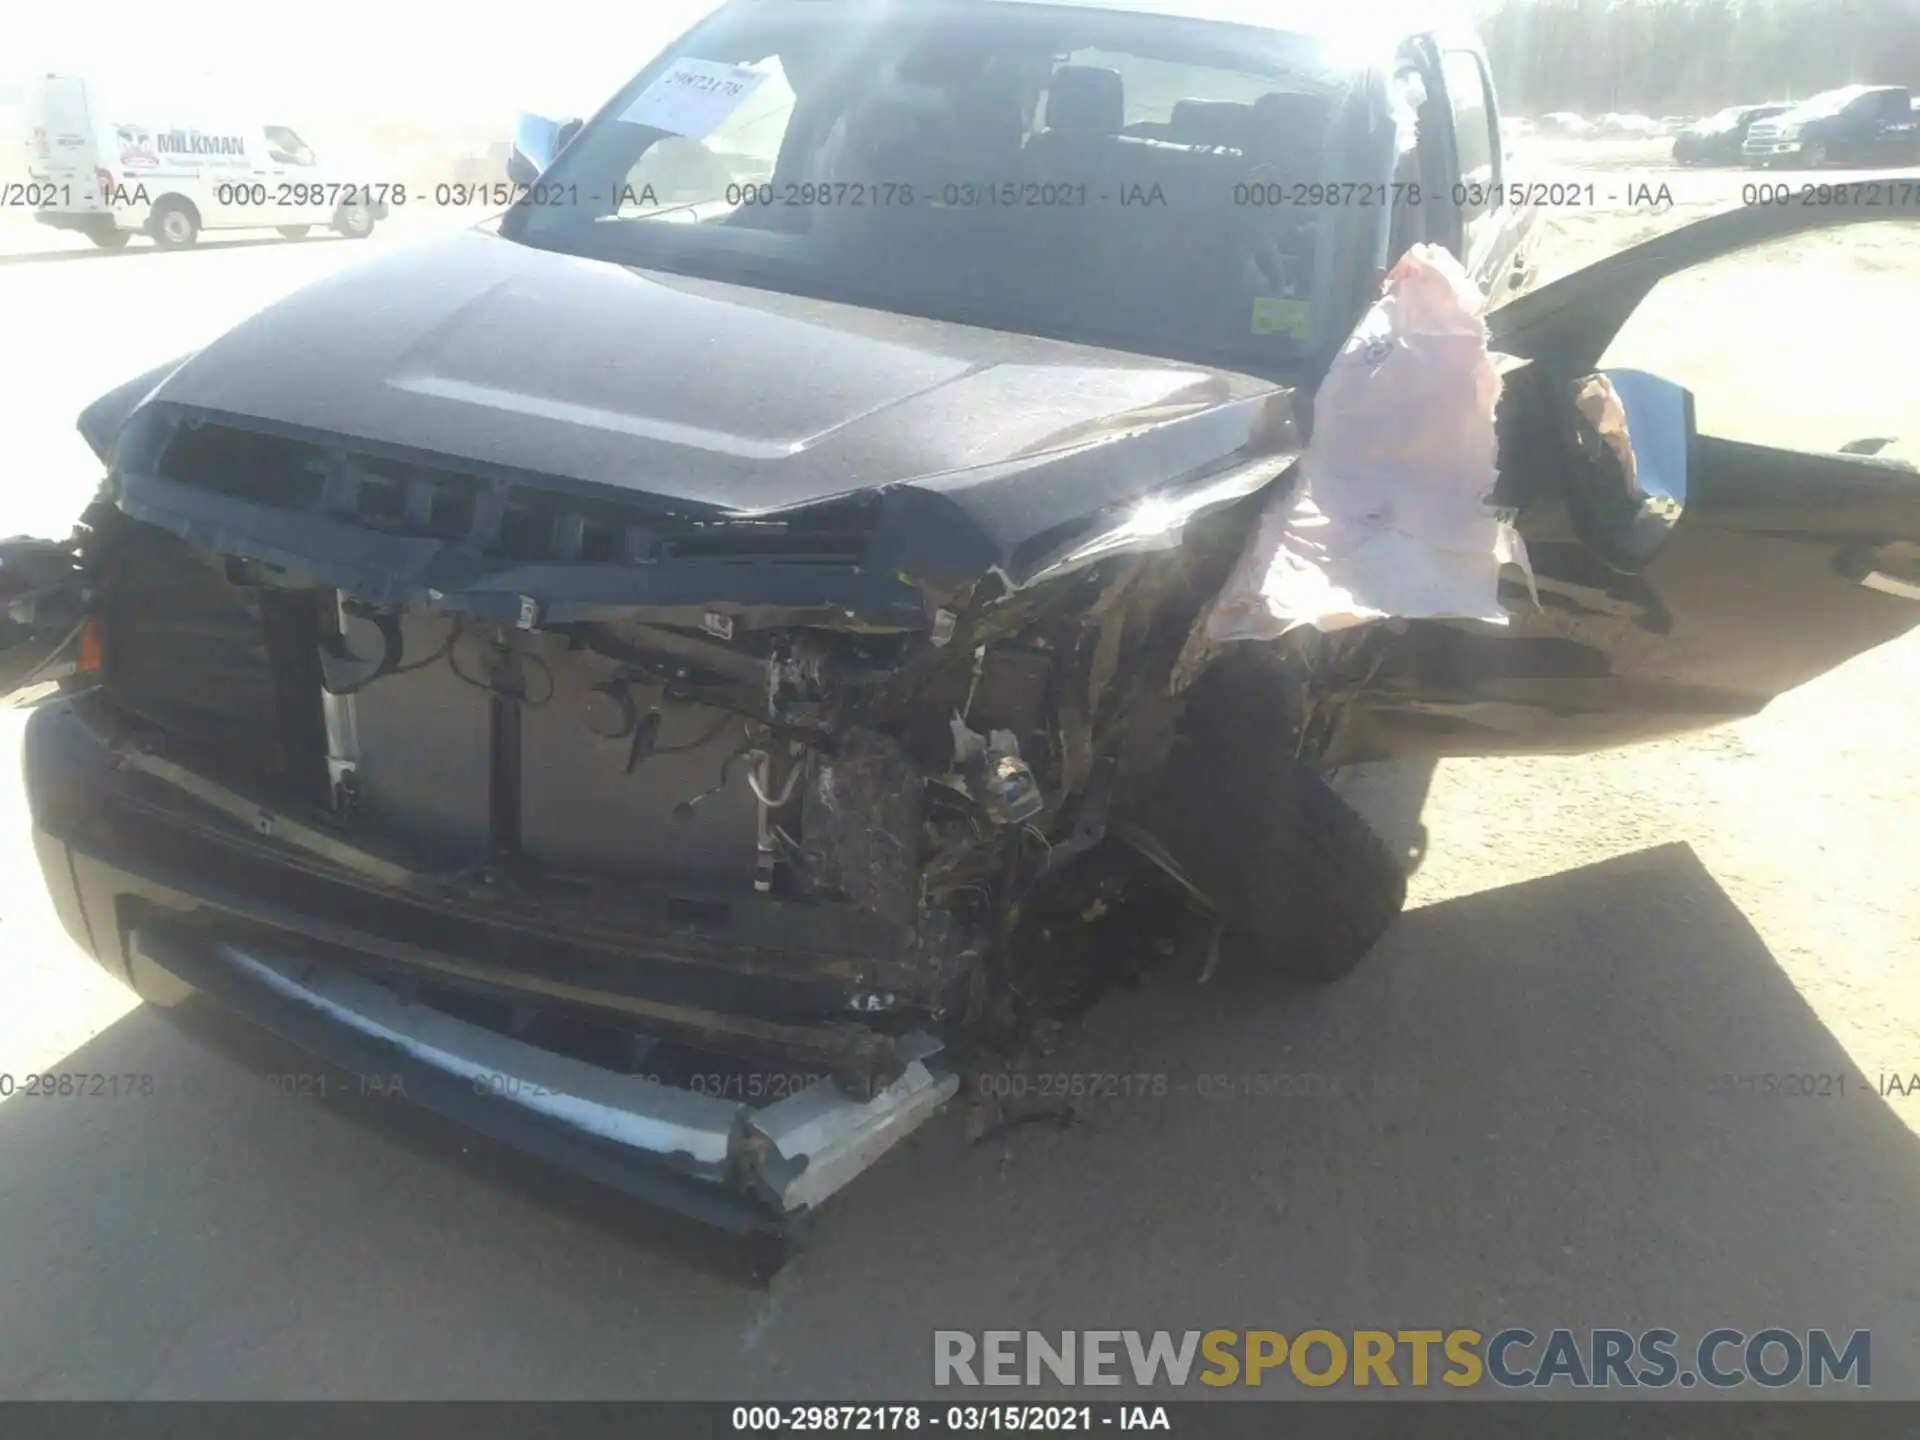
1743;84;1919;168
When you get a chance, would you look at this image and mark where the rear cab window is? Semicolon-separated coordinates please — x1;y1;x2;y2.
1047;48;1280;129
1441;51;1497;197
1439;48;1502;262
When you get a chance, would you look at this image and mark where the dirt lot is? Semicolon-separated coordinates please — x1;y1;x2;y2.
0;185;1914;1398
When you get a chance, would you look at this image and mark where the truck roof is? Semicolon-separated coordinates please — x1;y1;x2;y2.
1807;83;1906;101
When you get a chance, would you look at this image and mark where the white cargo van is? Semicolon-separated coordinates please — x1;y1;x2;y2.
22;75;389;248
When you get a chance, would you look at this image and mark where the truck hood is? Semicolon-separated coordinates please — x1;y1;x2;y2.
107;225;1303;607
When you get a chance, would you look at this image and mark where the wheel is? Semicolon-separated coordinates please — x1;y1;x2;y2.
333;201;374;239
148;199;199;248
84;222;130;250
277;224;311;239
1803;141;1829;168
1125;714;1407;985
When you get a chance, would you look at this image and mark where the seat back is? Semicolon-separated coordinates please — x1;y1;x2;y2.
1170;99;1255;150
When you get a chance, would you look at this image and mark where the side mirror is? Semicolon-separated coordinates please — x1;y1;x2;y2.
1566;369;1692;569
507;113;584;185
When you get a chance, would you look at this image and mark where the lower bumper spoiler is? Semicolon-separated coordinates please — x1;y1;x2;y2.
25;700;960;1252
128;918;958;1232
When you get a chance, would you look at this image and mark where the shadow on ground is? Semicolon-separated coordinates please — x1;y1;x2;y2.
1334;759;1437;876
0;840;1914;1398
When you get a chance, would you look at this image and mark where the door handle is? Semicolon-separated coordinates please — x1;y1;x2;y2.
1846;540;1920;598
1861;570;1920;601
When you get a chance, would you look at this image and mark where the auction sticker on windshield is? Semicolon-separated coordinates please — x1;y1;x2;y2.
619;58;772;139
1251;297;1314;339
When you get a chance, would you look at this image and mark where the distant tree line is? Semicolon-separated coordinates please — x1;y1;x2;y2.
1479;0;1920;115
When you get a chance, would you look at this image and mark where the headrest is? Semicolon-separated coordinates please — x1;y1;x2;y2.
1252;91;1333;140
1246;91;1335;164
1170;99;1251;147
1045;66;1124;136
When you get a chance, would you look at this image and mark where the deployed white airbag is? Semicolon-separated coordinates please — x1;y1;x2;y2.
1203;243;1532;641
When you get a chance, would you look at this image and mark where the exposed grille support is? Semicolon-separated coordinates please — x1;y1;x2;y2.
155;417;877;568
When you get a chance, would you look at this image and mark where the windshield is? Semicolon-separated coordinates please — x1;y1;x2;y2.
264;125;317;165
512;0;1384;372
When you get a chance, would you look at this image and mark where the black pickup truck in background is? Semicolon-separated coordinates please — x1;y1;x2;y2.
1743;84;1920;167
1672;102;1792;165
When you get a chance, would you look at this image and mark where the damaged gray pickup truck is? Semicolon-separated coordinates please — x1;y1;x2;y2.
4;0;1918;1260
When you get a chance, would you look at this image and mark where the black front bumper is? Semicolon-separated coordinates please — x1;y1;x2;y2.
21;700;956;1257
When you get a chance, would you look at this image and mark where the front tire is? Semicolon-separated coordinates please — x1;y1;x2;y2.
148;199;199;248
1128;733;1407;985
332;201;374;239
1803;141;1829;168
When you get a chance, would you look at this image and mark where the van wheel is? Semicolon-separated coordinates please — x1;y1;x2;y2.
277;225;311;239
333;202;375;239
1125;720;1407;985
149;200;199;248
85;223;130;250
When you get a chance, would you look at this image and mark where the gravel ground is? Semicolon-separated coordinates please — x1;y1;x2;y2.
1342;629;1919;1127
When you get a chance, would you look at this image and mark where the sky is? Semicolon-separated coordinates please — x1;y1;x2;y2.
5;0;723;129
4;0;1478;126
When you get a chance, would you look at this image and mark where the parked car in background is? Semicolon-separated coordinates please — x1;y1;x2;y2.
1538;111;1595;137
1598;112;1662;137
1743;84;1919;168
1673;102;1792;165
